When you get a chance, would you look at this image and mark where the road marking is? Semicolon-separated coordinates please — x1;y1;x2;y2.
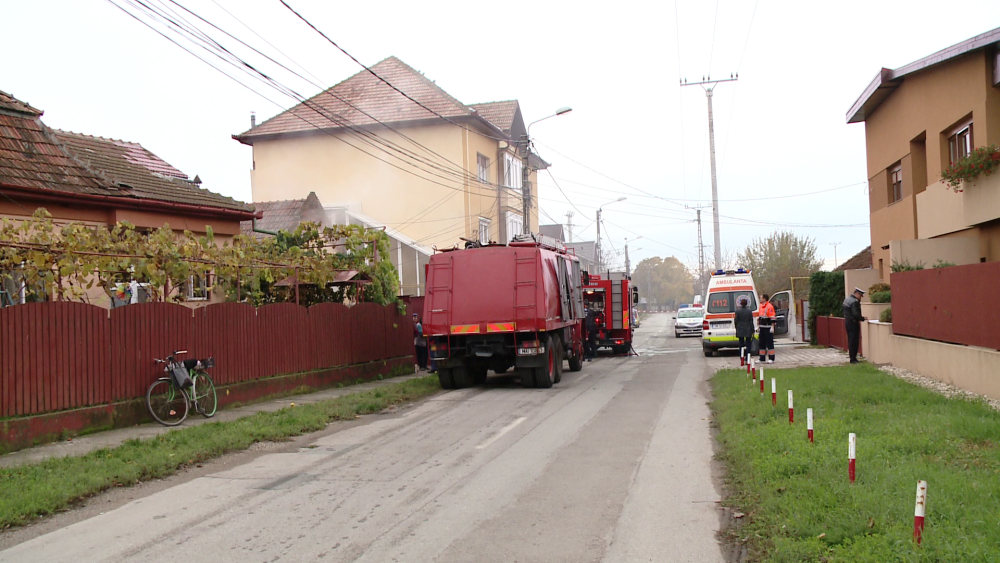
476;416;527;450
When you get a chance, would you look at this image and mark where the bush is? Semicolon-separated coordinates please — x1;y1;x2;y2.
807;270;844;344
870;291;891;303
879;306;892;323
891;259;924;272
868;282;890;294
933;259;956;268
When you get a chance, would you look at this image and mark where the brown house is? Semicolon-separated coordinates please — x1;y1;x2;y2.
0;89;258;307
847;28;1000;281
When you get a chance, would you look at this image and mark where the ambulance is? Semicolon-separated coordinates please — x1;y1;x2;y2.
701;268;759;357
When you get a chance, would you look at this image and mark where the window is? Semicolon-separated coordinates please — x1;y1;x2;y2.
889;165;902;203
503;153;522;191
478;217;491;244
477;153;490;184
507;212;523;243
948;122;973;164
706;291;757;314
185;273;209;301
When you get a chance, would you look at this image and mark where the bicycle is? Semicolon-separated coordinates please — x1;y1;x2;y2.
145;350;218;426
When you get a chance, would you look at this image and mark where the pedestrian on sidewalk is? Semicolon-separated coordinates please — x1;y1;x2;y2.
758;294;777;363
842;287;867;364
413;313;428;371
734;295;754;364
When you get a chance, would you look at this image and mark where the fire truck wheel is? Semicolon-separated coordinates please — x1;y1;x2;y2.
568;348;584;372
437;368;456;389
452;365;473;389
472;365;488;385
519;368;535;388
552;336;564;384
533;336;556;389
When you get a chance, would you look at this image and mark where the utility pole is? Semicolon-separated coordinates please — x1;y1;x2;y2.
595;208;602;272
830;242;841;270
565;211;574;242
681;73;738;270
625;240;631;276
521;139;532;235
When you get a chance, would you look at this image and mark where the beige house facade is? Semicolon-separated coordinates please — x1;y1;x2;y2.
847;28;1000;281
234;57;545;254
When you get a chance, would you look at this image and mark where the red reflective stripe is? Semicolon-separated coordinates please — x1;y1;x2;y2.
487;322;515;332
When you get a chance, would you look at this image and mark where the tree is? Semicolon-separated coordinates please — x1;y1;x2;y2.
632;256;694;310
736;231;823;296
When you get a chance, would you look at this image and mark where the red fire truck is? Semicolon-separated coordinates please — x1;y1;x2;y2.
423;236;586;389
581;272;639;355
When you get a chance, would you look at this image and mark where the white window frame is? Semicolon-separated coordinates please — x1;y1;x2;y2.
947;120;973;164
507;212;523;243
503;153;522;192
478;217;491;244
889;165;902;203
185;272;209;301
477;153;490;184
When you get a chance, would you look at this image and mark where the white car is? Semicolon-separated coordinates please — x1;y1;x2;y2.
674;307;705;338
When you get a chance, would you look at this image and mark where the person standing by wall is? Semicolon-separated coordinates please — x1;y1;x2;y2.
734;296;755;364
758;294;777;363
413;313;428;371
842;287;867;364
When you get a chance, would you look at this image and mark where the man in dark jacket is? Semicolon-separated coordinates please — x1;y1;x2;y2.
842;287;867;364
584;310;598;361
734;296;755;364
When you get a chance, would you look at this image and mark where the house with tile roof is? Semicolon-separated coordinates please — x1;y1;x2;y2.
0;89;258;307
233;56;548;252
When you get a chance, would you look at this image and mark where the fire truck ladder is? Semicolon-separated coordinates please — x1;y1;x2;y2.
514;252;537;329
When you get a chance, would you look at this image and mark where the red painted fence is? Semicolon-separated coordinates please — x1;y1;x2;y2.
892;262;1000;351
0;301;413;418
815;315;862;356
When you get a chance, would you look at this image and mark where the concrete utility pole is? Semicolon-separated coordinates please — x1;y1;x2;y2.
565;211;574;242
523;107;573;236
829;242;841;269
595;197;626;273
681;74;738;271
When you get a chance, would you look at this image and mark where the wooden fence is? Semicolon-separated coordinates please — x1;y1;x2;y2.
1;301;413;418
892;262;1000;350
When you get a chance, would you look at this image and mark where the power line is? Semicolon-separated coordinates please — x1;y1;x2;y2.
708;0;720;73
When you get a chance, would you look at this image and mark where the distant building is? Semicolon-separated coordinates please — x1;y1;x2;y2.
234;57;549;251
847;27;1000;280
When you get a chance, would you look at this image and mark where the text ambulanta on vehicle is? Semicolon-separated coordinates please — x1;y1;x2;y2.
422;236;586;390
702;268;759;356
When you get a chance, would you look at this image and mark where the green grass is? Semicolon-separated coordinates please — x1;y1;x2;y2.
0;375;440;530
712;363;1000;562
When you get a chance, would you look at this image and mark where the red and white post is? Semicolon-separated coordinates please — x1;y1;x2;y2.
740;347;745;367
746;356;751;375
759;367;765;394
914;480;927;545
807;408;814;442
848;433;857;483
771;378;777;406
752;358;756;380
788;390;794;423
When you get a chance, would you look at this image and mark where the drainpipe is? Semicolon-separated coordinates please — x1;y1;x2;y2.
251;216;277;237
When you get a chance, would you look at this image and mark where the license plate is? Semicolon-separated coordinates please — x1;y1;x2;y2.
711;322;729;328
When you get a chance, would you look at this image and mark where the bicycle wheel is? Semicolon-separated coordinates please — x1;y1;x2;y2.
191;371;217;418
146;378;189;426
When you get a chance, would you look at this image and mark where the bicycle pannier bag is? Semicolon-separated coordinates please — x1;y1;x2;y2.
171;366;193;388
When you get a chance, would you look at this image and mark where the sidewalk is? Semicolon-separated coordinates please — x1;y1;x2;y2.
0;371;431;469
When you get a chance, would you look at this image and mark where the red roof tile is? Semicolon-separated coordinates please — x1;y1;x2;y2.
470;100;519;134
834;246;873;271
240;192;325;237
235;57;503;142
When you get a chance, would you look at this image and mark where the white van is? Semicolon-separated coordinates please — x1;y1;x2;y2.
702;269;759;357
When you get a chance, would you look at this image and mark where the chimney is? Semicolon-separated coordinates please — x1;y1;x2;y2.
250;111;256;128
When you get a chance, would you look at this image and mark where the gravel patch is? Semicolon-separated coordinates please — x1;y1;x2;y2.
878;364;1000;411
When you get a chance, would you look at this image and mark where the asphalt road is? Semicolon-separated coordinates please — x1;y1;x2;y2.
0;313;725;563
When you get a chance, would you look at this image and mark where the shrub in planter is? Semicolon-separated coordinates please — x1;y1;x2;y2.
807;270;845;344
870;291;891;304
868;282;890;294
879;306;892;323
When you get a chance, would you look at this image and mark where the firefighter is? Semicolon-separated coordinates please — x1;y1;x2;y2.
584;309;598;361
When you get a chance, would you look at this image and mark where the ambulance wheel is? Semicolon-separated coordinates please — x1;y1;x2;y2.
451;365;473;389
438;368;456;389
533;336;556;389
703;347;713;357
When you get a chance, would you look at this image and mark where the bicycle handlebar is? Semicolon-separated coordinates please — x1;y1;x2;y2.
154;350;189;364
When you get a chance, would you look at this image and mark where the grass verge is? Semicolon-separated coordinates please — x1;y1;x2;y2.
0;375;440;530
712;363;1000;562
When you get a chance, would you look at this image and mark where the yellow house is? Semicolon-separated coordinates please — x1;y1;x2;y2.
847;27;1000;281
233;57;547;253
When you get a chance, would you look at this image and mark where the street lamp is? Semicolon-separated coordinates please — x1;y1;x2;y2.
625;236;643;276
521;107;573;235
595;196;626;273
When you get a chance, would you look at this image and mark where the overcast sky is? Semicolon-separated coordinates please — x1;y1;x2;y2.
5;0;1000;273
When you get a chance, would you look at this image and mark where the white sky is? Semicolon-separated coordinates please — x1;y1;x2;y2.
5;0;1000;273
